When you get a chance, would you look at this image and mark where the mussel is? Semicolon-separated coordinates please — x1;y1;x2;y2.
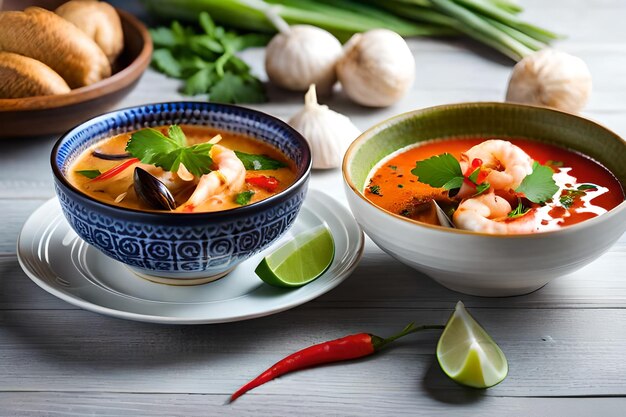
133;167;177;210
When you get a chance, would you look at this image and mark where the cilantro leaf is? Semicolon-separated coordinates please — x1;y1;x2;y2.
198;12;216;37
368;184;382;196
126;128;182;166
508;199;530;218
149;27;179;48
235;191;255;206
126;127;214;177
127;126;288;177
515;161;559;204
577;184;598;191
234;151;286;170
468;167;480;184
177;147;213;177
559;189;586;209
411;153;464;189
473;182;491;196
168;125;188;147
151;49;183;78
209;73;266;104
183;68;214;95
149;14;268;104
75;169;101;179
442;177;464;190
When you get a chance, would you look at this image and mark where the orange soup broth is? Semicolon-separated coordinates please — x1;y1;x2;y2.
68;125;297;212
365;138;624;228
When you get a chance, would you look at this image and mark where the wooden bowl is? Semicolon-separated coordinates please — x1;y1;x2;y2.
0;9;152;138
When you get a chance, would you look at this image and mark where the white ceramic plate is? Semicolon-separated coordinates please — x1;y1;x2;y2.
17;190;364;324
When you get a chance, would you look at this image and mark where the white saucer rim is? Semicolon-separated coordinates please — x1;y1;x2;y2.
17;190;365;324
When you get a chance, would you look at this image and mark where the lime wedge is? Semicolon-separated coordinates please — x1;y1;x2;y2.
255;226;335;288
436;301;508;388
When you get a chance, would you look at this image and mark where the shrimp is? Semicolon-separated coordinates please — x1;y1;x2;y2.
178;144;246;212
453;192;541;234
459;139;533;194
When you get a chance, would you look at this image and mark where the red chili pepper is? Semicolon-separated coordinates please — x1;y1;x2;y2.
229;323;444;402
91;158;140;182
471;158;483;168
246;176;280;192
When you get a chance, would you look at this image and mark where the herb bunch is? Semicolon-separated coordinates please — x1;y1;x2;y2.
150;12;269;104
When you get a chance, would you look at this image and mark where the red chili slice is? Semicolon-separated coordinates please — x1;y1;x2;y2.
91;158;140;182
246;176;280;192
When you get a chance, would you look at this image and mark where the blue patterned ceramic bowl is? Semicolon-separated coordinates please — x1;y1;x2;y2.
51;102;311;284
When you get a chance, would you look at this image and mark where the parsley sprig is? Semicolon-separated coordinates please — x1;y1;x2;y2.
235;191;255;206
126;126;214;177
515;161;559;203
126;126;286;177
150;13;269;104
411;153;489;196
507;199;530;219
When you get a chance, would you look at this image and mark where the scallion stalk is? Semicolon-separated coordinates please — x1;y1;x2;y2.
452;0;561;42
142;0;558;61
429;0;533;60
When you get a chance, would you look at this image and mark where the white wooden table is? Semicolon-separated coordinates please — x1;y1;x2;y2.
1;1;625;415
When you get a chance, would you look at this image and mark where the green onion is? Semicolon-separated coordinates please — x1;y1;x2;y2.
143;0;559;60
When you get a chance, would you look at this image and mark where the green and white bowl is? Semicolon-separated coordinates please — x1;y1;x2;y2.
343;102;626;296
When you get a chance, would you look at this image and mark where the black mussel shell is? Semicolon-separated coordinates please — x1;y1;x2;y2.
133;167;177;210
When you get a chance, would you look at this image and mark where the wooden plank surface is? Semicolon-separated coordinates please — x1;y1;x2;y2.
1;0;625;415
2;393;626;417
1;308;626;397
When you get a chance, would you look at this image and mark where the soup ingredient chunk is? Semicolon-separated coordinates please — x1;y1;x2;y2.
288;85;361;169
506;49;592;113
179;144;246;212
437;301;508;389
453;192;539;234
458;139;533;196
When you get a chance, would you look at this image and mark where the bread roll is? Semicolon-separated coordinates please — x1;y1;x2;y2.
0;7;111;88
56;1;124;64
0;51;71;98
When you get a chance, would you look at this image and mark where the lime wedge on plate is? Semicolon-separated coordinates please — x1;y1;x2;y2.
436;301;508;388
255;226;335;288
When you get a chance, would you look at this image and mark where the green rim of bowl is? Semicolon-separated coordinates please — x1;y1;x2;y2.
343;102;626;237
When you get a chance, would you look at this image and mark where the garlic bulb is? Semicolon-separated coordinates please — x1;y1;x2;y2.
289;85;361;169
336;29;415;107
265;24;343;94
506;49;592;113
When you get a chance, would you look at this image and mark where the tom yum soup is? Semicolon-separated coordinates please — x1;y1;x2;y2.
67;125;297;213
365;139;624;234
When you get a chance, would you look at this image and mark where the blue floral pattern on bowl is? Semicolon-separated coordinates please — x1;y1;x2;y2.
51;102;311;281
